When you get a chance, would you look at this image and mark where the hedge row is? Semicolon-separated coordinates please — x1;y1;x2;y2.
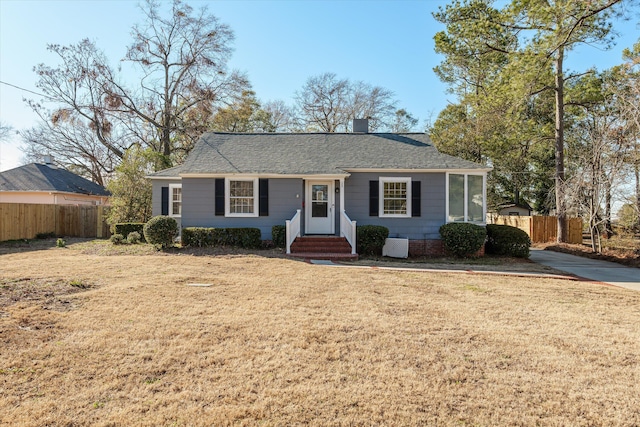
182;227;262;249
272;225;286;248
113;223;146;242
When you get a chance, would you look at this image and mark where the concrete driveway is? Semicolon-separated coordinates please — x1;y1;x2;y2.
529;249;640;291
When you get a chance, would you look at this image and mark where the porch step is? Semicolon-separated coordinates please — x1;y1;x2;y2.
289;237;352;253
288;237;358;261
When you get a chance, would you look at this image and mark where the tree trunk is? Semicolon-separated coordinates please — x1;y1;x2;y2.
555;46;567;242
636;164;640;230
604;180;613;238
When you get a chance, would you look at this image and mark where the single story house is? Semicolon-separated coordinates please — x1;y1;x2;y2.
148;120;490;257
0;159;110;205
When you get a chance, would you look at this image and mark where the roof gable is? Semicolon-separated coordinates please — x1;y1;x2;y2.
150;132;489;177
0;163;110;196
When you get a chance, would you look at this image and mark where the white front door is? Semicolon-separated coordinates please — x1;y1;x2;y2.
305;180;334;234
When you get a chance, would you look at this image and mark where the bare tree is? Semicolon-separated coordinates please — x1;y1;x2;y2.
24;39;130;183
294;72;399;132
104;0;248;166
21;114;120;186
23;0;248;181
614;41;640;228
0;121;13;141
262;100;296;132
565;73;628;252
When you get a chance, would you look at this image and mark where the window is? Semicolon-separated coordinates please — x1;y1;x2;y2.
379;177;411;218
226;178;258;217
169;184;182;217
447;173;485;223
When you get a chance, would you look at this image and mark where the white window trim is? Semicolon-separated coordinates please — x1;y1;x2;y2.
225;177;259;217
445;172;486;224
169;183;182;217
379;177;412;218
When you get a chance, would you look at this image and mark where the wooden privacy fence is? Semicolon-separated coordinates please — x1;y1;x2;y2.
0;203;110;241
490;215;582;244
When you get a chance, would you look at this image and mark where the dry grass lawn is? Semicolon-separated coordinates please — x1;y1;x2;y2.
1;240;639;426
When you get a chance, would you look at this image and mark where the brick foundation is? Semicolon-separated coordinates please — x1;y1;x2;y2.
408;239;485;257
408;239;445;257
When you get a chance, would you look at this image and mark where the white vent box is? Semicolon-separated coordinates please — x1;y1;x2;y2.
382;238;409;258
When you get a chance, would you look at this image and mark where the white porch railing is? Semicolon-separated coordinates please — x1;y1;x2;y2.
285;209;301;254
340;210;357;255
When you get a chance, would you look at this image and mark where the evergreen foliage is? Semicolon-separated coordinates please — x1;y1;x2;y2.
439;223;486;258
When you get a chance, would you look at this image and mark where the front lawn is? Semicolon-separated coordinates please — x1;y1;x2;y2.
1;240;638;425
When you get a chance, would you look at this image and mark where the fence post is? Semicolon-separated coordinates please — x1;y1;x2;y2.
97;206;103;238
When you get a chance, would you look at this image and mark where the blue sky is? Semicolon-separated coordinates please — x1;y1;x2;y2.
0;0;638;172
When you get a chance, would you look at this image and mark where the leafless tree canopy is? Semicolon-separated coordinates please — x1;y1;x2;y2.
22;0;248;181
0;121;13;141
294;72;398;132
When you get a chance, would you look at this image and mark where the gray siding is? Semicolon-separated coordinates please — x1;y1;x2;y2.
182;178;303;240
154;173;449;241
151;179;182;229
344;172;446;240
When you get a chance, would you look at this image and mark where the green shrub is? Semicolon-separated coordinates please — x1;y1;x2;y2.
181;227;217;247
56;238;66;248
36;232;56;239
113;223;146;242
271;225;286;248
439;223;486;257
225;228;262;248
127;231;142;244
357;225;389;256
143;216;178;249
485;224;531;258
181;227;262;249
110;234;125;245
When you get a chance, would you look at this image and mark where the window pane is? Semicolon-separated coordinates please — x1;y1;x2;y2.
231;181;253;197
172;187;181;202
448;174;464;222
312;202;328;217
467;175;484;222
311;185;328;202
229;180;254;214
171;187;181;216
383;181;407;215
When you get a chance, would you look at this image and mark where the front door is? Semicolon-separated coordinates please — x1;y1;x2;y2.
305;180;334;234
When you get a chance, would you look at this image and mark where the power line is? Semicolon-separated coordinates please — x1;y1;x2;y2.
0;80;52;99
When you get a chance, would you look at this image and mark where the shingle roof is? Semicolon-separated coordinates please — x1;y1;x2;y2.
150;132;489;177
0;163;110;196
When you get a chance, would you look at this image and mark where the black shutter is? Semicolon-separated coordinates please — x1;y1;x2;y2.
369;180;379;216
215;178;225;216
161;186;169;215
259;179;269;216
411;180;421;217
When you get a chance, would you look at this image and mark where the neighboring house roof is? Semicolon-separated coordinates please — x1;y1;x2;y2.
498;201;533;211
0;163;110;196
150;132;489;177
